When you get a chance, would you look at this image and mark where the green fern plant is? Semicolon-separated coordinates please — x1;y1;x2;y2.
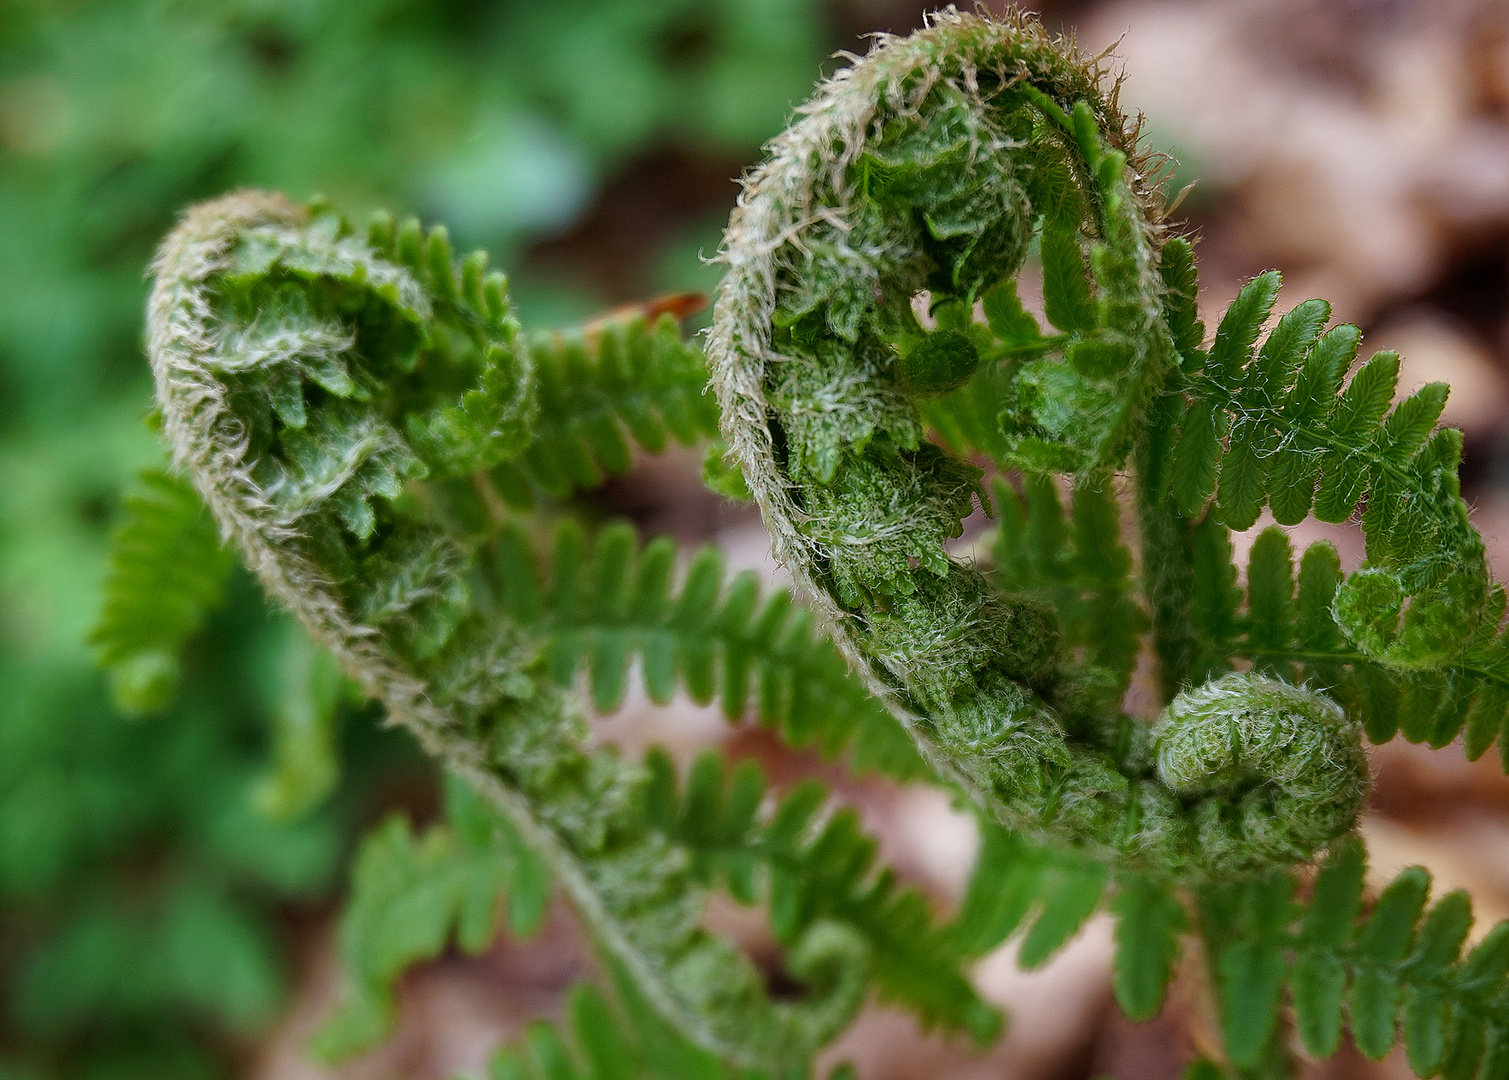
707;6;1507;1074
111;8;1509;1079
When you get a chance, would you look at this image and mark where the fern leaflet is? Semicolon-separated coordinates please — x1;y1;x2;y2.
313;774;551;1060
493;519;926;781
486;316;719;508
91;469;235;714
1163;274;1490;670
249;625;346;821
1198;841;1509;1078
486;978;864;1080
487;982;736;1080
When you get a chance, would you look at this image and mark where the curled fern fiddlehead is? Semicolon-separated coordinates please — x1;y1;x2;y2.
710;9;1375;879
1153;674;1368;870
146;190;890;1071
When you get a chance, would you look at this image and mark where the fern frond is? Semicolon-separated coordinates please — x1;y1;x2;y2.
709;10;1368;881
1186;525;1509;771
150;192;909;1073
486;979;861;1080
950;820;1108;968
313;775;552;1061
1199;841;1509;1078
1198;870;1296;1070
706;8;1225;880
1165;274;1490;670
91;469;235;714
487;983;733;1080
952;820;1189;1022
695;20;1509;1076
642;749;997;1041
493;518;926;780
320;753;989;1059
486;316;719;507
989;475;1148;693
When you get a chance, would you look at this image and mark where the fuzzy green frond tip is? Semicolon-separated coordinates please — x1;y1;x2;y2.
708;7;1378;883
147;189;965;1074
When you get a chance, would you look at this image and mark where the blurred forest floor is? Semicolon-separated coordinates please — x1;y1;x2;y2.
6;1;1509;1078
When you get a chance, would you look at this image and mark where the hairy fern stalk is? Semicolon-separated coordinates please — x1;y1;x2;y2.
130;7;1509;1080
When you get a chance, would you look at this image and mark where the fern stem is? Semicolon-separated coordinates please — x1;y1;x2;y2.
1135;412;1199;698
1239;644;1509;689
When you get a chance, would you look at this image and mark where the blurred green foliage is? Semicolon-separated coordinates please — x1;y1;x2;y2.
0;1;833;1075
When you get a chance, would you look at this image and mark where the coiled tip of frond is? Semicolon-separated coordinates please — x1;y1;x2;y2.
1155;673;1370;868
1333;563;1488;671
707;7;1190;874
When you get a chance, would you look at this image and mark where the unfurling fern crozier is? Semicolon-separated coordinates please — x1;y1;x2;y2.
709;10;1389;880
146;190;994;1070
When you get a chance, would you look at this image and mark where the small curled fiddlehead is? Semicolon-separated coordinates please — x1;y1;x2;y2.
146;190;878;1071
1154;674;1369;870
709;9;1374;879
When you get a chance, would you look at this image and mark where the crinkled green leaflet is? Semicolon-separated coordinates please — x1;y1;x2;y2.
145;190;987;1073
